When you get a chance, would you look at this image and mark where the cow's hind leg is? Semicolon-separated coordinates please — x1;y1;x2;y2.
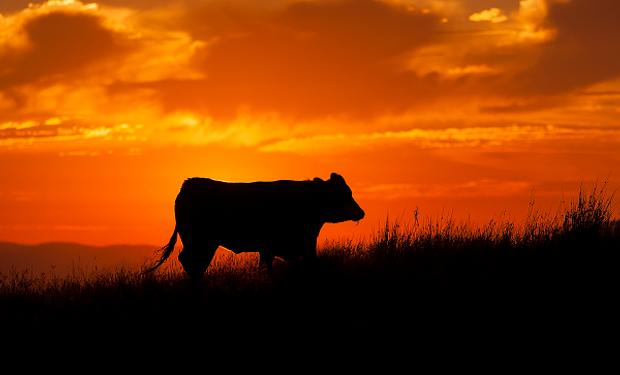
301;238;318;264
178;243;218;281
302;250;317;264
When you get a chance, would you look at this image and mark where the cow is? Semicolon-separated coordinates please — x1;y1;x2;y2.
145;173;364;280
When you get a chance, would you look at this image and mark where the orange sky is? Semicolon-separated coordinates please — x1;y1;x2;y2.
1;0;619;246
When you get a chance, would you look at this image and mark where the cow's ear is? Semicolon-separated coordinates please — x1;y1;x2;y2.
313;177;323;182
330;173;344;182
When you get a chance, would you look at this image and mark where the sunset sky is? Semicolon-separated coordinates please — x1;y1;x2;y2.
1;0;619;247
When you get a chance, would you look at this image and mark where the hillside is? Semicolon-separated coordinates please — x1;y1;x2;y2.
0;182;618;355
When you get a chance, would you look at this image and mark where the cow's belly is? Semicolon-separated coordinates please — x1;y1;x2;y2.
176;200;322;258
223;246;304;261
219;234;311;259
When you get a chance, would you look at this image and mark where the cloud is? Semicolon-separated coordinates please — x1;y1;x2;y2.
1;0;619;153
0;116;147;148
469;8;507;23
114;0;442;120
512;0;620;95
355;180;532;200
258;124;620;154
0;2;136;90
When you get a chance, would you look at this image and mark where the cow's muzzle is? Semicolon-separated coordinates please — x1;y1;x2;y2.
328;200;365;223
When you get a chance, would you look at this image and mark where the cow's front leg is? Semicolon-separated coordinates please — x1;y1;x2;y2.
259;252;275;273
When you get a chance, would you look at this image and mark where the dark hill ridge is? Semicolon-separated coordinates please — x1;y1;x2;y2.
0;241;157;277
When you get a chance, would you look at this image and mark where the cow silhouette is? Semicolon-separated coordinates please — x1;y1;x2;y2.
145;173;364;279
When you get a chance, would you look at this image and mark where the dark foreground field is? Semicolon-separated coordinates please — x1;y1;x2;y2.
1;184;618;358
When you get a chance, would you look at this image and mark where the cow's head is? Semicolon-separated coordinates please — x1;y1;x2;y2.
320;173;365;223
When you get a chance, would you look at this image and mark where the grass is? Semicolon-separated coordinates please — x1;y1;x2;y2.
1;181;618;353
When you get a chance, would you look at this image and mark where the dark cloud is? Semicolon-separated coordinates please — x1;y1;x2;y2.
0;10;135;90
117;0;442;120
512;0;620;95
0;0;29;14
479;96;568;114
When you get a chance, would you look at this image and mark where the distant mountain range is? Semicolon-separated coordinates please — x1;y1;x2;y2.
0;242;160;277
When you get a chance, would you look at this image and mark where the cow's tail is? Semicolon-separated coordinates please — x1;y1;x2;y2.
143;226;178;274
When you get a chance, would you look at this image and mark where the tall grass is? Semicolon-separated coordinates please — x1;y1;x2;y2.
1;182;617;346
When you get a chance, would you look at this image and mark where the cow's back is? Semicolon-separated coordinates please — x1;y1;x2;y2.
174;178;325;242
176;178;318;209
